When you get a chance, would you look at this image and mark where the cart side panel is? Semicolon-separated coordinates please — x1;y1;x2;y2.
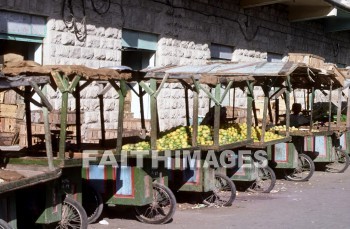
227;154;257;181
83;164;153;206
339;131;350;155
62;167;83;203
272;143;298;169
143;158;169;186
0;193;17;229
305;136;332;162
167;154;217;192
35;180;62;224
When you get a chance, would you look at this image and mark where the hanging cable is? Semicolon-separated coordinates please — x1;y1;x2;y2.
61;0;87;42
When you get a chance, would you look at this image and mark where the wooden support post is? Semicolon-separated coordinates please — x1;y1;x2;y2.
150;79;158;150
261;88;269;143
139;85;146;131
275;99;279;125
268;98;273;123
192;84;199;147
24;86;32;147
116;80;127;152
252;95;258;126
307;89;310;111
337;88;342;127
328;83;332;131
293;89;296;104
246;81;254;140
213;84;221;146
97;81;114;146
42;85;54;171
285;76;291;137
309;87;315;132
99;94;106;146
51;71;72;160
232;88;236;120
59;91;69;159
75;84;82;149
185;86;190;127
29;81;53;111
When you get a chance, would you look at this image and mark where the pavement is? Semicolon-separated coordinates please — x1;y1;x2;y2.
89;170;350;229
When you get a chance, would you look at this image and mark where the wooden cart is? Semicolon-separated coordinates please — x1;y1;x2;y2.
40;66;176;225
284;62;349;174
141;64;257;206
0;67;88;229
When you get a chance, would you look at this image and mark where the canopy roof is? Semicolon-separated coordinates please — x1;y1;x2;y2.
2;61;134;81
143;61;345;89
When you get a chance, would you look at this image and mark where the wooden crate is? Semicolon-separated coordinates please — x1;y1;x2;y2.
0;117;17;132
0;104;18;118
288;53;325;69
0;132;15;145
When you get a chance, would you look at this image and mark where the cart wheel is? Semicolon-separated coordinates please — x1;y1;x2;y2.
249;166;276;193
55;196;88;229
82;182;104;224
0;219;11;229
284;154;315;182
135;183;176;224
326;148;350;173
203;173;236;207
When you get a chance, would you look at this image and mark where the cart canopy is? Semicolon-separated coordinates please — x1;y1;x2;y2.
143;61;345;88
2;61;135;81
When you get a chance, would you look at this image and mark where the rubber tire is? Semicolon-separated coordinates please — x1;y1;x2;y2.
253;166;276;193
328;148;350;173
285;154;315;182
82;182;104;224
0;219;11;229
203;173;236;207
58;197;88;229
135;183;176;224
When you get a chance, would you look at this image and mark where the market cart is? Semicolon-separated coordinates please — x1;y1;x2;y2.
337;68;350;156
250;63;319;184
56;66;176;225
203;62;297;192
0;64;88;229
285;63;350;173
141;64;256;206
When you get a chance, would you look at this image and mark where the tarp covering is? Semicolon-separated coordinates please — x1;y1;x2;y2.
143;61;345;88
2;61;133;80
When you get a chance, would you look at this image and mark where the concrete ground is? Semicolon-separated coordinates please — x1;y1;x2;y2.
89;170;350;229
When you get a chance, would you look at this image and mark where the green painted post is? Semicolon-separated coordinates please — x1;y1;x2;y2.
193;85;199;147
116;80;127;152
214;84;221;146
246;81;254;140
150;79;158;149
309;87;315;132
59;91;69;160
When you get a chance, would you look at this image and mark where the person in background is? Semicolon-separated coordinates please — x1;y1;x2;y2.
201;106;227;126
290;103;310;127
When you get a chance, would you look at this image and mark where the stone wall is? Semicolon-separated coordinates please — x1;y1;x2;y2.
1;0;350;140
